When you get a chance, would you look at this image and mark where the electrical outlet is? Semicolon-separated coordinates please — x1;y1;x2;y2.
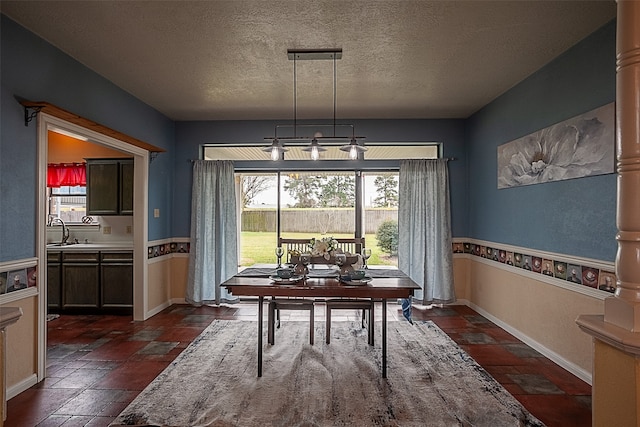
154;208;160;218
103;226;111;235
126;225;132;234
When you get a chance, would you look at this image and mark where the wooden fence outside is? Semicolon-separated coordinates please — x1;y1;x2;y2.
242;208;398;234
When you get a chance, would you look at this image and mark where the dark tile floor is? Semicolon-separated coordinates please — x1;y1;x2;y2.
5;303;591;426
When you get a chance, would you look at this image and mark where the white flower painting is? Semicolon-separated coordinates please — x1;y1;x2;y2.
497;103;615;189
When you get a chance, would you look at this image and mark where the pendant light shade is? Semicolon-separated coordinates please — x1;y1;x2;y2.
340;138;367;160
261;139;288;161
301;139;327;161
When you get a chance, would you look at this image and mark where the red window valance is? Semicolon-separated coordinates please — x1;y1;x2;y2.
47;163;86;188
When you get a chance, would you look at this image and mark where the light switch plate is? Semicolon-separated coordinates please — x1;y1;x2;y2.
103;226;111;235
154;208;160;218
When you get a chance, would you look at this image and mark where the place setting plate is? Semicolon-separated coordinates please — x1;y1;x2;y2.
307;269;340;279
339;276;372;286
269;275;304;284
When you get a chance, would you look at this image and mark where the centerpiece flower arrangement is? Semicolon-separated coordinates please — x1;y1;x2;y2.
309;236;339;260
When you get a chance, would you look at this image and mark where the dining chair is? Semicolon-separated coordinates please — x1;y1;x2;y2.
333;237;365;255
325;298;374;345
271;238;316;346
319;237;371;345
272;236;367;347
267;298;315;345
278;237;311;264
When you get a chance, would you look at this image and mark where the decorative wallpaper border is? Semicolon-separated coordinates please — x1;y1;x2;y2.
147;239;616;295
0;258;39;302
148;242;190;259
453;242;616;294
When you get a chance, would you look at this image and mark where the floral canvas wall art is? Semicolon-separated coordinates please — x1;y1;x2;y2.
497;103;615;189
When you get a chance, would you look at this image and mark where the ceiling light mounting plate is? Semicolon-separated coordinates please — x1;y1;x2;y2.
287;48;342;61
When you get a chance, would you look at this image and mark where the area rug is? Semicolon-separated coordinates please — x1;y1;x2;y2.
111;320;545;427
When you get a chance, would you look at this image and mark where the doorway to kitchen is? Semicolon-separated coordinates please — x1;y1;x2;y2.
36;113;150;381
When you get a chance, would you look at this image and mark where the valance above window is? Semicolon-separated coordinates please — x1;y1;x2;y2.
47;163;86;188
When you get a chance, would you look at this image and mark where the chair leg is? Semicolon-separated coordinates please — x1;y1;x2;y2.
326;306;332;344
368;304;374;346
309;304;314;345
267;301;275;345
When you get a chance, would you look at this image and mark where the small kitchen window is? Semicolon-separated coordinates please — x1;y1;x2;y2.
47;163;94;224
48;187;88;223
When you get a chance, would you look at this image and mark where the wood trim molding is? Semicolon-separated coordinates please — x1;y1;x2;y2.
19;100;166;153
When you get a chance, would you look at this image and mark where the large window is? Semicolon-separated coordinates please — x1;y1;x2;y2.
237;171;398;267
206;142;435;269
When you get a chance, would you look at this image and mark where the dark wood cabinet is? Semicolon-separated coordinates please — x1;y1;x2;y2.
47;252;62;310
62;252;100;309
119;160;134;215
101;252;133;308
86;158;134;216
47;250;133;314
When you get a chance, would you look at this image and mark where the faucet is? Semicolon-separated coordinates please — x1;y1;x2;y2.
49;218;70;245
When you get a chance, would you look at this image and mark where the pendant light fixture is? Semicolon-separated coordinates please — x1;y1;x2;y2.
340;137;367;160
264;48;366;161
262;138;288;161
301;138;326;161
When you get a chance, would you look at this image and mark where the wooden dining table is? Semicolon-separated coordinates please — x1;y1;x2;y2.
222;269;420;378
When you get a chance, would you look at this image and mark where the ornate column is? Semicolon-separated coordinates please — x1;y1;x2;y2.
0;307;23;426
576;2;640;426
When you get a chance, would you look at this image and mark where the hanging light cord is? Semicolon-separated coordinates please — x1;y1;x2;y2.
333;54;337;137
293;55;297;138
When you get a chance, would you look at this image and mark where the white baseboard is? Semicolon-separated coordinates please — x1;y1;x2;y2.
7;374;37;400
466;301;592;385
146;301;172;319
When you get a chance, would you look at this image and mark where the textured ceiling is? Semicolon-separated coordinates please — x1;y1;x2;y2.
1;1;616;121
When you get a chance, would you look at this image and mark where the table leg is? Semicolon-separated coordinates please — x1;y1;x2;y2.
382;298;387;378
258;295;263;377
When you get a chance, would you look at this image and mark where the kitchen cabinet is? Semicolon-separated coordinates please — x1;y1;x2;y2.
47;252;62;310
47;250;133;314
62;252;100;310
119;160;134;215
101;252;133;308
86;158;134;215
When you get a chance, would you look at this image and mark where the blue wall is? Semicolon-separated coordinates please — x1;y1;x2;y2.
173;119;467;238
466;20;617;261
0;15;175;261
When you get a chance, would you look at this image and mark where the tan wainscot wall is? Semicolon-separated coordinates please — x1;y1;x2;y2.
452;257;471;302
147;257;172;315
170;256;189;303
6;296;38;394
453;256;604;377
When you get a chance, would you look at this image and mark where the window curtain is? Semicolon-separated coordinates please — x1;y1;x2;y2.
47;163;86;187
398;158;455;305
186;160;239;306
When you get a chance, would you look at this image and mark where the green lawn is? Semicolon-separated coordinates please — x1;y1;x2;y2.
240;231;397;267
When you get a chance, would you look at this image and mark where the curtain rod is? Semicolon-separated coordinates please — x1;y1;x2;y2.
188;157;457;163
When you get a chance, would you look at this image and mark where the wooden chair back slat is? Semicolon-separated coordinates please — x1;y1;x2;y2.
278;237;365;263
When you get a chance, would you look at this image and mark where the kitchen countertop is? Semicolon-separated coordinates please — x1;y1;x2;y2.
46;242;133;251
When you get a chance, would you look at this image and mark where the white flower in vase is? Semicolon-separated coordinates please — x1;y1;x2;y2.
309;237;338;260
